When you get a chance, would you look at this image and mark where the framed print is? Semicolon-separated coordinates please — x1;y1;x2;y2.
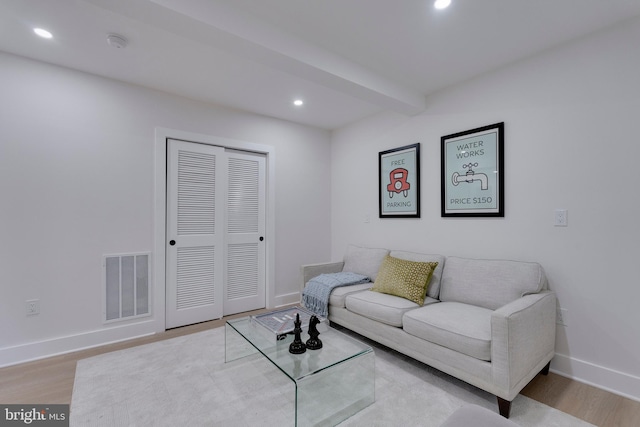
379;143;420;218
441;122;504;217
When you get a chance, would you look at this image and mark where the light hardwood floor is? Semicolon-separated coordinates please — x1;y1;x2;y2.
2;309;638;427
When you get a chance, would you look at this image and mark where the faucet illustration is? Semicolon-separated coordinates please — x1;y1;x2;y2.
452;163;488;190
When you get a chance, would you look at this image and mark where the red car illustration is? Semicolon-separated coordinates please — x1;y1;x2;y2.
387;168;410;198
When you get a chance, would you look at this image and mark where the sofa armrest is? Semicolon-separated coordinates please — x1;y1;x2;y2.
301;261;345;291
490;291;556;399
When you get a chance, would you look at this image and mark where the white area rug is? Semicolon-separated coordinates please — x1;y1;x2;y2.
71;326;593;426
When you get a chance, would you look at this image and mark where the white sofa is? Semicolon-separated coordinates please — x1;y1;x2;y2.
301;245;556;418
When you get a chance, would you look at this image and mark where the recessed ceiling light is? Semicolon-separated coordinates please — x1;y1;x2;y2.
434;0;451;10
293;99;304;106
33;28;53;39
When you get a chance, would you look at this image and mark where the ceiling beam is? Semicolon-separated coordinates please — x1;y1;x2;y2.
86;0;426;115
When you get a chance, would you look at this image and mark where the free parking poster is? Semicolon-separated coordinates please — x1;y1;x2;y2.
379;143;420;218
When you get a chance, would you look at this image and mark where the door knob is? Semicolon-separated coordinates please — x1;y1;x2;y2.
259;236;264;241
169;240;176;246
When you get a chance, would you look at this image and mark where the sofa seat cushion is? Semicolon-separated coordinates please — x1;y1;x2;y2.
345;290;438;327
329;282;373;308
403;302;492;361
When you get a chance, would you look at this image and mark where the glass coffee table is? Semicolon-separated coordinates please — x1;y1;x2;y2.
225;314;375;426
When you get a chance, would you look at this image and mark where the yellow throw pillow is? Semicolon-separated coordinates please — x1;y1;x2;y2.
371;255;438;305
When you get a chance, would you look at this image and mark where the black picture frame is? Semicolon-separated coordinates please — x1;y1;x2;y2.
441;123;504;217
379;143;420;218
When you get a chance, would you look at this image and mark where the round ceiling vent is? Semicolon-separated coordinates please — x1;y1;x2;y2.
106;34;128;49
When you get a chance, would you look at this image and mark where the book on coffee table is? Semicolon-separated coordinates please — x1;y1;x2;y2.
250;306;328;343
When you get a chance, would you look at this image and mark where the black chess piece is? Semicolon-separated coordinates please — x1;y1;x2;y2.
289;313;307;354
305;315;323;350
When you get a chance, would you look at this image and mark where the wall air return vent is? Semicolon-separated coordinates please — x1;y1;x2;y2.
103;253;151;323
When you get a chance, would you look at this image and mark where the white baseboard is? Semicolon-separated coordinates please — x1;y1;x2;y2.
0;320;157;368
2;295;303;368
13;309;638;405
273;292;301;308
551;352;640;402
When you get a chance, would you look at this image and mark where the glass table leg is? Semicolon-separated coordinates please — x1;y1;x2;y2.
295;351;375;426
225;322;258;363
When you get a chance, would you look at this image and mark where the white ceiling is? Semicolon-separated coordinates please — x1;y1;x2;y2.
2;0;640;129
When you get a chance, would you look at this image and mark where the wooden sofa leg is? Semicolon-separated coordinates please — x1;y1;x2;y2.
541;361;551;375
497;397;512;418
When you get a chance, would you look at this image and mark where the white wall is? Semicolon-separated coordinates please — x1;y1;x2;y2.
331;18;640;400
0;52;332;365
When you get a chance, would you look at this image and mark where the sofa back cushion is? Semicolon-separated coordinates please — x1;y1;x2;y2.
440;257;547;310
389;251;445;299
342;244;389;281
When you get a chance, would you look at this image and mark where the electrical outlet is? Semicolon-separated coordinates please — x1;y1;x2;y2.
26;299;40;316
556;307;568;326
554;209;568;227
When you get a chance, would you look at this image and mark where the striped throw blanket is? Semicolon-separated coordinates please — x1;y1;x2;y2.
302;272;371;317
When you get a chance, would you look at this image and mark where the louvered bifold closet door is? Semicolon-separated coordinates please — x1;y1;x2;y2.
166;139;225;328
223;150;266;315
